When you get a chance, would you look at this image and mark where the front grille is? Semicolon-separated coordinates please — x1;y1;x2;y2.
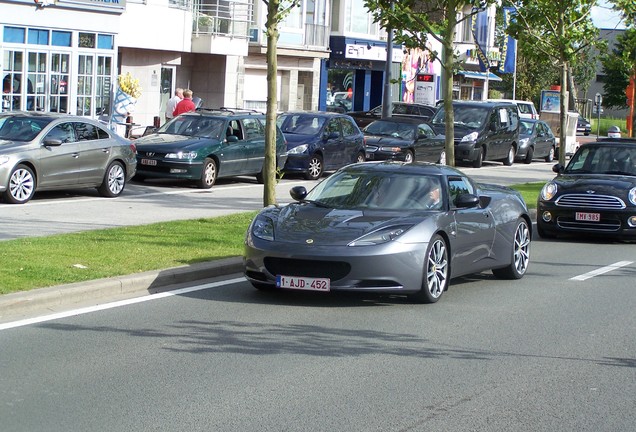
556;194;625;209
557;217;622;232
264;257;351;281
140;151;167;158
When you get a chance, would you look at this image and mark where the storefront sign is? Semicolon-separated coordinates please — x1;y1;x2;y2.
345;44;403;63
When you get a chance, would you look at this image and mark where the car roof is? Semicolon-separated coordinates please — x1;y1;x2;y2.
594;138;636;145
347;161;464;177
194;107;265;117
367;117;430;125
0;111;75;120
279;111;350;118
450;100;516;108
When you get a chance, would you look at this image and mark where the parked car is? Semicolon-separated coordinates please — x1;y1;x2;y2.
277;111;366;180
244;161;531;303
348;102;437;128
516;119;557;164
576;115;592;135
363;117;446;164
328;92;352;111
489;99;539;119
430;101;520;168
537;139;636;239
0;111;136;204
134;108;287;188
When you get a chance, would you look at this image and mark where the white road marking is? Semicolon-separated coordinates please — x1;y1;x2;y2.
570;261;633;281
0;277;246;331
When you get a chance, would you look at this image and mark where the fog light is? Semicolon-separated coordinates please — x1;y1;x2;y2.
170;168;187;174
542;211;552;223
628;216;636;228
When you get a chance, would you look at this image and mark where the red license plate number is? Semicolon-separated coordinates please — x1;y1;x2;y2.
575;212;600;222
141;159;157;166
276;275;330;292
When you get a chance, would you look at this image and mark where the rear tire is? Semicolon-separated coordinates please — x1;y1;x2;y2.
3;164;35;204
409;235;449;303
492;218;530;279
438;150;446;165
545;146;555;162
502;145;515;166
97;161;126;197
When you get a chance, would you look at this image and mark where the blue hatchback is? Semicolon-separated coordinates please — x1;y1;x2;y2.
277;112;366;180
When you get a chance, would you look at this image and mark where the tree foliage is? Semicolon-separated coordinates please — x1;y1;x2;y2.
363;0;496;166
601;28;636;108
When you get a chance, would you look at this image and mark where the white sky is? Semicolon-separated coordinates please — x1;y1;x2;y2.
591;0;625;29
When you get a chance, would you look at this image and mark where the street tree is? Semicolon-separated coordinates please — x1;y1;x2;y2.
505;0;599;165
364;0;497;167
600;28;636;108
262;0;299;206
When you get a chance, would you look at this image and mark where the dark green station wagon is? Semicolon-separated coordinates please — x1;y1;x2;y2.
134;108;287;188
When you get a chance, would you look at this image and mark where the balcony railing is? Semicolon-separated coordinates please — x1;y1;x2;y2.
193;0;252;39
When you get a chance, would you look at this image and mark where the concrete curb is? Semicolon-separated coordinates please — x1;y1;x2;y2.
0;256;244;321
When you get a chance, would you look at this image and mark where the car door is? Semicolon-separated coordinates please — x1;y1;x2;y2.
322;118;343;169
218;119;248;176
339;117;363;166
37;121;80;188
535;122;552;156
240;117;267;174
413;123;445;163
447;176;496;276
74;121;113;185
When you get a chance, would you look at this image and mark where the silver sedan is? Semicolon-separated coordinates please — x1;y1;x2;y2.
244;162;531;303
0;112;137;204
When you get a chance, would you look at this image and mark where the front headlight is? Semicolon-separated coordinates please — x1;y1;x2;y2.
251;215;275;241
461;131;479;142
349;224;413;246
0;155;9;166
165;151;198;159
287;144;308;155
540;182;558;201
379;146;402;153
629;187;636;205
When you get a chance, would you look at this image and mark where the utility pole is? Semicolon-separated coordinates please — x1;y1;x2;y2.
381;1;393;119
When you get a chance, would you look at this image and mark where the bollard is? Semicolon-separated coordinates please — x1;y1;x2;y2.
154;116;161;128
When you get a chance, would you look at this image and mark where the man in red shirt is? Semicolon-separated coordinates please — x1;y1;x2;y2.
173;89;196;117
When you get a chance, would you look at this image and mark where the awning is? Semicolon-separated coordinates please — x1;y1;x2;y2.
457;71;502;82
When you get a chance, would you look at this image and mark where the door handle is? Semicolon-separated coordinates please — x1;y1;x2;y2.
72;153;80;158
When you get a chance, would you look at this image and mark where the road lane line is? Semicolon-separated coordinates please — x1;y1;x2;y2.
570;261;633;281
0;277;246;331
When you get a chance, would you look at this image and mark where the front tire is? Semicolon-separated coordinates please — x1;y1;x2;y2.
472;147;484;168
3;164;35;204
197;158;217;189
97;161;126;197
492;218;530;279
304;154;323;180
524;146;534;164
403;150;414;164
438;150;446;165
355;152;366;164
409;235;449;303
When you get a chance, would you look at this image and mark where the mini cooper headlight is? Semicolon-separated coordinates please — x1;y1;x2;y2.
349;224;413;246
165;151;197;159
251;215;275;241
540;182;558;201
461;131;479;142
629;187;636;205
287;144;308;155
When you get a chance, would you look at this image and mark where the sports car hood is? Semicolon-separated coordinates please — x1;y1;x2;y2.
134;133;208;152
553;174;636;193
268;204;422;246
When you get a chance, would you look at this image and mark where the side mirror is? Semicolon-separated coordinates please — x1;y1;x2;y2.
226;135;239;143
290;185;308;201
552;163;564;174
43;138;63;147
454;193;480;209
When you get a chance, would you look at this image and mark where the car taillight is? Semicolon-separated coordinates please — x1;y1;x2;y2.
130;143;137;154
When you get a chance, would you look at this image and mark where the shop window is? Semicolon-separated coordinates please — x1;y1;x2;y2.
28;29;49;45
78;33;96;48
3;27;25;44
51;31;72;47
77;55;94;116
97;34;113;50
2;50;24;111
96;56;112;116
50;53;69;113
26;52;47;111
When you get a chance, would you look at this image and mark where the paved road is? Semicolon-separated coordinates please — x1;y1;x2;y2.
1;238;634;431
0;161;558;241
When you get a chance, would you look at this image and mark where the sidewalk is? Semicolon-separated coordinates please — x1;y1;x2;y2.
0;256;243;324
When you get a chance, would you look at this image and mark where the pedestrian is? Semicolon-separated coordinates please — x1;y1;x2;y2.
165;88;183;122
173;89;196;117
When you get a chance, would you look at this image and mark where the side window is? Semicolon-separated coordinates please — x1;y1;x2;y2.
447;176;474;207
498;107;509;129
325;119;340;137
340;118;358;137
96;126;110;139
418;124;433;137
227;119;244;140
509;107;519;131
74;122;100;141
243;118;264;140
45;122;75;143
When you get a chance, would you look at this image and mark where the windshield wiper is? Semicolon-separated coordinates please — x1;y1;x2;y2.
302;199;331;208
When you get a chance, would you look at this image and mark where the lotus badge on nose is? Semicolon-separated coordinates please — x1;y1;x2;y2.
306;239;314;244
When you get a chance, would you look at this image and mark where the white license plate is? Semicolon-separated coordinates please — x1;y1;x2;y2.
141;159;157;166
276;275;330;291
575;212;600;222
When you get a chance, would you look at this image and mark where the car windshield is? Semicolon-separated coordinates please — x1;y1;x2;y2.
565;145;636;176
0;116;51;142
364;121;415;140
305;169;443;211
277;114;326;135
431;106;489;129
519;120;535;136
158;116;224;138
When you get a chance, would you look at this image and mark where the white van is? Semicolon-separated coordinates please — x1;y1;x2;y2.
489;99;539;120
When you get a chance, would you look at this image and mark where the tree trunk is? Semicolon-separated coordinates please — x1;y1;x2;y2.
264;0;280;207
442;1;457;167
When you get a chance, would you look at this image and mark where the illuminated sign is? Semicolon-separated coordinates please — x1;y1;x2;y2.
416;74;435;83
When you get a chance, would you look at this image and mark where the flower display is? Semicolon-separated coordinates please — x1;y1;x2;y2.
117;72;142;99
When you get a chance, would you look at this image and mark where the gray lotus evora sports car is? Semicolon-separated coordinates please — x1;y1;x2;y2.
244;161;531;303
